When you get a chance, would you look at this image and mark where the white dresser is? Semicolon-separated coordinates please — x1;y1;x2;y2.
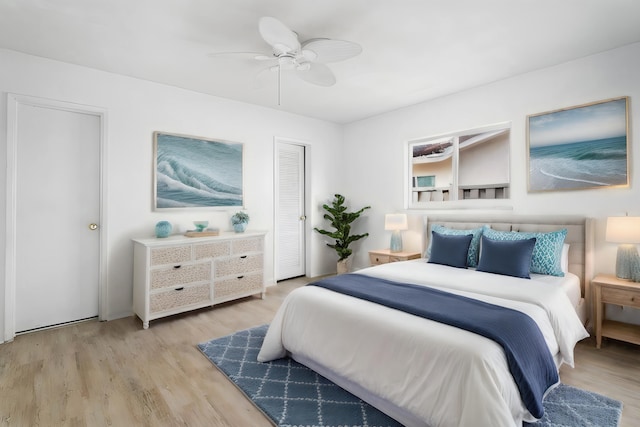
132;231;266;329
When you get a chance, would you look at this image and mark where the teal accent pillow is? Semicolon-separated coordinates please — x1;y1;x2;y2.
477;235;536;279
482;228;568;276
427;224;485;267
428;231;473;269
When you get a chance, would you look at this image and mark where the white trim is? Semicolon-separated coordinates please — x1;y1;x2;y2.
4;94;108;342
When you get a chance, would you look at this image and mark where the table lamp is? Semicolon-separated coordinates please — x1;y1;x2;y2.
385;213;408;253
606;216;640;281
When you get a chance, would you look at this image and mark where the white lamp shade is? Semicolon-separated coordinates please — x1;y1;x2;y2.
606;216;640;244
385;214;408;231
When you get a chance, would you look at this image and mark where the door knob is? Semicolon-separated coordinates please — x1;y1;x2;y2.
89;223;99;230
300;215;306;220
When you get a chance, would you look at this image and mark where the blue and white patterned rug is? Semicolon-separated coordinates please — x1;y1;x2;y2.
197;325;623;427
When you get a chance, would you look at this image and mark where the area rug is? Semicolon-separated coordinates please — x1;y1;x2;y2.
197;325;623;427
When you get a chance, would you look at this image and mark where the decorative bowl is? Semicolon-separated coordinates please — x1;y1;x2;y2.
193;221;209;232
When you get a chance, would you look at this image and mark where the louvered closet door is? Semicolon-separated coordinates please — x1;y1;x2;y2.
275;141;306;281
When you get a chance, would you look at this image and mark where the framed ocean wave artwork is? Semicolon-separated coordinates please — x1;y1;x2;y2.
527;97;629;192
153;131;244;209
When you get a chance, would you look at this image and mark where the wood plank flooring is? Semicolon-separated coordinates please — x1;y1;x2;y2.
0;276;638;426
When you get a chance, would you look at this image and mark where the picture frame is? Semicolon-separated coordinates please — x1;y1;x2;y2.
153;131;244;210
527;97;629;193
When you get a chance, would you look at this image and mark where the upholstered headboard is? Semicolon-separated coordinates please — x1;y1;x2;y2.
423;214;594;299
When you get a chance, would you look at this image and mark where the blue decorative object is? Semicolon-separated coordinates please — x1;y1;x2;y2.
193;221;208;232
155;221;172;238
198;325;623;427
233;222;247;233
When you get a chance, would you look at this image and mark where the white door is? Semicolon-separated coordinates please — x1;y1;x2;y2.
13;101;101;332
275;141;306;281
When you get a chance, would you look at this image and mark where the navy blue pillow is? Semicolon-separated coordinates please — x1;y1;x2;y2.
428;231;473;269
477;235;537;279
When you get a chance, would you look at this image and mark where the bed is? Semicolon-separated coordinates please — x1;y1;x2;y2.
258;214;593;427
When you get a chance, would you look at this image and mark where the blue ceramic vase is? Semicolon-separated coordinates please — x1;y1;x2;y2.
155;221;172;238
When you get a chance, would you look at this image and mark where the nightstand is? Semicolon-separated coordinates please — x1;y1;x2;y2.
593;274;640;348
369;249;422;266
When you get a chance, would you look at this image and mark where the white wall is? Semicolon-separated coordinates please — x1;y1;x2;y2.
0;49;343;342
343;43;640;322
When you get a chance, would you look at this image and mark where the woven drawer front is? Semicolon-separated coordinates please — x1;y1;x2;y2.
150;284;211;313
215;273;263;299
215;254;263;277
232;237;263;254
150;246;192;266
150;263;211;290
195;241;231;260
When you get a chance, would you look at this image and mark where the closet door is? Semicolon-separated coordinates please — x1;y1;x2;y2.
275;141;306;281
12;99;101;333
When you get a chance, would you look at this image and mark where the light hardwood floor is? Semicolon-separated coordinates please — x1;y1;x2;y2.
0;276;638;427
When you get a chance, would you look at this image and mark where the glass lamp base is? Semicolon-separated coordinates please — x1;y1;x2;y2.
390;230;403;253
615;244;640;281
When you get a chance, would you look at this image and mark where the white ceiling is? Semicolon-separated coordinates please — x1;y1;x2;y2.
2;0;640;124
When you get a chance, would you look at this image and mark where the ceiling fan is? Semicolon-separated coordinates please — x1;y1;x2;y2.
211;17;362;102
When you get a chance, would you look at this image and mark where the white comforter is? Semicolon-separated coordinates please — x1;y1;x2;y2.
258;261;589;427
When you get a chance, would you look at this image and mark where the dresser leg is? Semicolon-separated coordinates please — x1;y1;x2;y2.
143;321;149;330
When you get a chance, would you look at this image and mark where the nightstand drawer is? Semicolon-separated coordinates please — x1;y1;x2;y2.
602;286;640;309
370;254;390;265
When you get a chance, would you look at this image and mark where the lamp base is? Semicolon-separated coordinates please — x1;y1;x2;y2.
390;230;403;253
615;244;640;281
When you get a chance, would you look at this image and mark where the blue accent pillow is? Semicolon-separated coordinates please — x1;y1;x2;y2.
482;228;568;276
428;231;473;269
427;224;485;267
477;235;536;279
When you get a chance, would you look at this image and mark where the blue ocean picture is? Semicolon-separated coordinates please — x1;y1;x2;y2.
528;98;627;191
155;133;243;208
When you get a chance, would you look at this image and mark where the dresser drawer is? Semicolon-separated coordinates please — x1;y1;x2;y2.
602;286;640;309
150;246;192;266
215;254;263;277
370;253;389;265
231;237;263;254
215;273;263;300
150;283;211;313
194;241;231;260
150;262;211;290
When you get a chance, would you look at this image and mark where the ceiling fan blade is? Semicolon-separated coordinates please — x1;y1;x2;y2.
296;62;336;86
253;65;278;89
208;51;273;61
301;38;362;63
258;16;301;54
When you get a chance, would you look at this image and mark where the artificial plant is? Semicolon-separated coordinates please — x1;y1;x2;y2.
314;194;371;261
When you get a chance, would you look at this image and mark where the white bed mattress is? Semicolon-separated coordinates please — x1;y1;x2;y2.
258;260;589;427
531;271;581;309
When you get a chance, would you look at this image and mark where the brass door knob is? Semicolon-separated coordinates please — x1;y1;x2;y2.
89;223;99;230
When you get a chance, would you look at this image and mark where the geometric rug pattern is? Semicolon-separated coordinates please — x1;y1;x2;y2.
198;325;623;427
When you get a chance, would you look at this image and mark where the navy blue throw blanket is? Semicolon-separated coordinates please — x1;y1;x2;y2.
309;273;558;419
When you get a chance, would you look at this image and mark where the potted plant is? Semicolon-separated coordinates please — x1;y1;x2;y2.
231;211;249;233
314;194;371;274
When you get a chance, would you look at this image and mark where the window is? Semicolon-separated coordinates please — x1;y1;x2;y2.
408;122;511;208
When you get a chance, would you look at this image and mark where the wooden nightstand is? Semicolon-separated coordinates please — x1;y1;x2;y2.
369;249;422;266
593;274;640;348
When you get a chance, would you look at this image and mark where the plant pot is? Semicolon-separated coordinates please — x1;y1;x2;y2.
233;222;247;233
337;257;352;274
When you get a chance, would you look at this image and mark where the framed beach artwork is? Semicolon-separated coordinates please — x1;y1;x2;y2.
153;131;244;209
527;97;629;192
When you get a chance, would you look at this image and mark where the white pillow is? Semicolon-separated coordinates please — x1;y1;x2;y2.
561;243;570;273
